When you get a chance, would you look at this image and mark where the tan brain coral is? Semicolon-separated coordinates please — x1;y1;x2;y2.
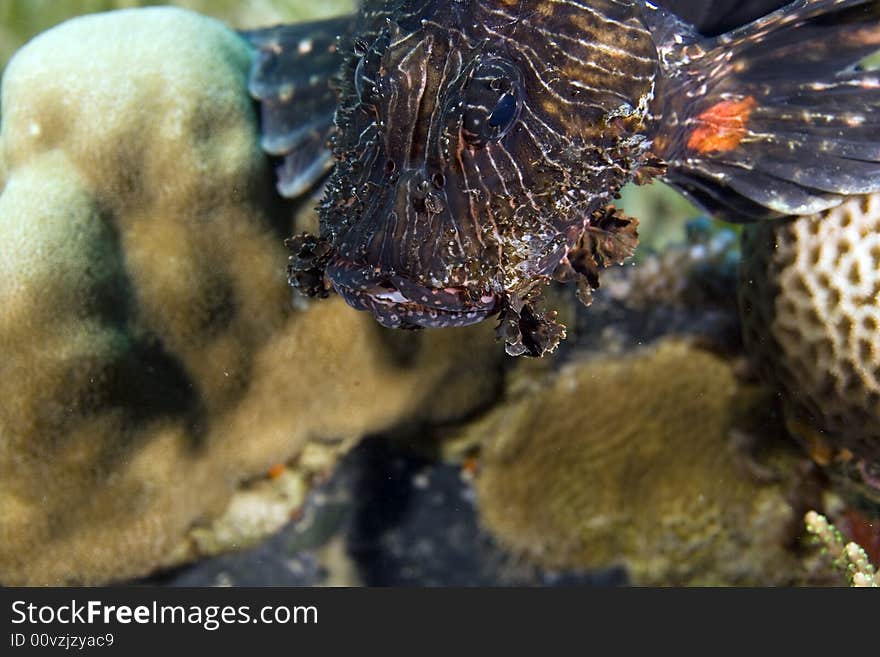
739;194;880;468
0;7;500;586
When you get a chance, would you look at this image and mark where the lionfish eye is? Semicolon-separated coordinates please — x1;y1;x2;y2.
488;92;518;131
459;58;522;147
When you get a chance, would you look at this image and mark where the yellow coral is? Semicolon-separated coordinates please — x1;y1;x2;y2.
0;8;500;586
459;340;811;586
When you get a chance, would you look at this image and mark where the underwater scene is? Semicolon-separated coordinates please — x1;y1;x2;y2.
1;0;879;587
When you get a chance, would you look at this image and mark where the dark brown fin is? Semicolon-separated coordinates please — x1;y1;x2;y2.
646;0;880;221
241;16;355;198
554;206;640;308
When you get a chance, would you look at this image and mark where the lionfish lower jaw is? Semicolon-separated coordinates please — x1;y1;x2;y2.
334;288;500;330
326;257;500;330
334;273;565;357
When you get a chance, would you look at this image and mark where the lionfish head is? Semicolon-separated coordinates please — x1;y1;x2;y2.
317;2;658;329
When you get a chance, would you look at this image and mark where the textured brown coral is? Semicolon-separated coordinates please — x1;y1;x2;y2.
0;8;501;586
457;340;812;586
739;195;880;466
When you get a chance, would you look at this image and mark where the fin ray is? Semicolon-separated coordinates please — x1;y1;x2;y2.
652;0;880;219
654;0;791;35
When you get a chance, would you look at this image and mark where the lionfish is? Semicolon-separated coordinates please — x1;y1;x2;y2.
245;0;880;356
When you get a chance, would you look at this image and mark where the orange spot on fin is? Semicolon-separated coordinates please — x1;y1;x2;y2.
687;96;757;154
267;463;285;479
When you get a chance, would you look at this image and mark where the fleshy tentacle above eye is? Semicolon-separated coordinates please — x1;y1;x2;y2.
241;15;356;199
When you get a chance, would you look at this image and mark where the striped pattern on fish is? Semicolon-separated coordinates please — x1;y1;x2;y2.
246;0;880;356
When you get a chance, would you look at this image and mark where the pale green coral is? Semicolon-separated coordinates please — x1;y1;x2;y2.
805;511;879;587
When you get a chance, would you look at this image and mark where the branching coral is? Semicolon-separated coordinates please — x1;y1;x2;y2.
805;511;879;587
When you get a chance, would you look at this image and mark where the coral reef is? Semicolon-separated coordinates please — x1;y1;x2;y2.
0;7;500;586
561;219;742;361
452;340;818;586
739;195;880;473
603;218;739;312
3;3;874;589
154;438;629;587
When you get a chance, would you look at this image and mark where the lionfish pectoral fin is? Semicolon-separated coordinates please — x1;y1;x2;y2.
242;15;355;199
646;0;880;221
284;232;335;298
497;291;566;358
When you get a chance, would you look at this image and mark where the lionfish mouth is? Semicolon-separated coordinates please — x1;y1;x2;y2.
326;257;499;330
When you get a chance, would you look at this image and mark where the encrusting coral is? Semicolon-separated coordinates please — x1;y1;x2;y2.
0;7;501;586
452;340;818;586
739;195;880;477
